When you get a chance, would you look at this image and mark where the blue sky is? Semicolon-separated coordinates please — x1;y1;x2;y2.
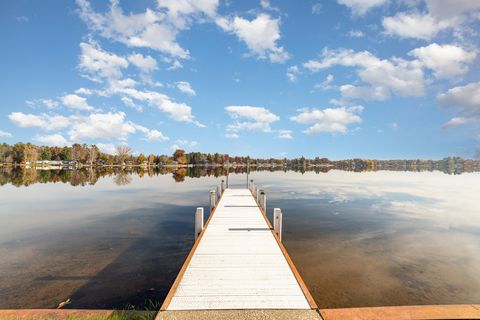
0;0;479;159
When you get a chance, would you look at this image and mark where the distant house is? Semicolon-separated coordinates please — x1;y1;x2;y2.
62;160;78;167
35;160;63;166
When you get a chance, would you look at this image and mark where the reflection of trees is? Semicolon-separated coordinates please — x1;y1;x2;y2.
1;160;479;188
114;171;132;186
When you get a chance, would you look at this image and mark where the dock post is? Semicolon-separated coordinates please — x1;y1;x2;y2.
221;180;225;193
260;189;266;212
273;208;283;241
210;190;216;213
256;187;260;202
195;207;204;240
216;185;221;200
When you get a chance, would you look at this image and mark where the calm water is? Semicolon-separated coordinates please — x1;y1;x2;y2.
0;168;479;309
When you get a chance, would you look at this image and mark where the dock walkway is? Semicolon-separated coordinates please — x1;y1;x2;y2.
161;188;316;310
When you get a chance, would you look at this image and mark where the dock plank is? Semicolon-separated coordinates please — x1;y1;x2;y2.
165;188;312;310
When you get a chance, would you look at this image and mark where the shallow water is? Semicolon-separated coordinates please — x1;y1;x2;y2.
0;168;479;309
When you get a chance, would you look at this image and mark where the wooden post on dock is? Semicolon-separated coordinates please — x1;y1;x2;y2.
216;185;221;201
195;207;204;240
221;180;225;193
210;190;216;213
273;208;282;241
260;189;266;212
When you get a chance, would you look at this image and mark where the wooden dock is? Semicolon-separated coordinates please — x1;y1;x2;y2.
160;187;317;311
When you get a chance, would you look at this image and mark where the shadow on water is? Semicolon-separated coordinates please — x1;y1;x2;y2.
64;204;199;309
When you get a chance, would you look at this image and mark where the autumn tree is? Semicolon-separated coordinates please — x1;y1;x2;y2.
173;149;187;164
116;145;132;165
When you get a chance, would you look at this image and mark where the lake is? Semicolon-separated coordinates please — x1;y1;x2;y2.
0;167;479;309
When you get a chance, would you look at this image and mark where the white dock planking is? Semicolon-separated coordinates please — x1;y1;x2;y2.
163;188;314;311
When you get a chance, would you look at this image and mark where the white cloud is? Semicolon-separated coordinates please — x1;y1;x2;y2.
348;30;365;37
121;96;143;111
225;105;280;134
277;129;293;139
286;65;300;82
304;48;425;100
76;0;190;58
225;105;279;123
260;0;279;12
225;133;239;139
128;53;158;74
312;3;322;14
115;87;203;126
389;122;399;129
340;84;390;101
16;16;29;23
314;74;335;91
26;99;59;109
61;94;95;111
382;1;480;40
173;139;198;148
34;134;70;146
168;60;183;70
9;111;166;143
74;87;94;95
79;41;129;82
176;81;196;96
337;0;388;15
290;105;363;134
425;0;480;21
383;13;453;40
68;111;136;141
8;112;72;131
217;14;290;63
408;43;477;79
437;82;480;127
97;143;117;154
157;0;219;28
0;130;12;138
145;129;169;141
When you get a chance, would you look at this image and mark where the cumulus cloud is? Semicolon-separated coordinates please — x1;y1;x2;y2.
113;87;203;126
76;0;187;58
217;14;290;63
348;30;365;37
9;111;167;144
26;98;59;109
382;13;451;40
277;129;293;139
176;81;196;96
286;65;300;82
337;0;388;15
225;105;280;134
311;3;322;14
128;53;158;81
97;143;116;154
382;0;480;40
146;129;169;141
314;74;335;91
290;105;363;134
225;133;239;139
0;130;13;138
304;48;425;101
408;43;477;79
8;112;72;130
34;133;70;146
79;41;129;82
437;82;480;127
61;94;95;111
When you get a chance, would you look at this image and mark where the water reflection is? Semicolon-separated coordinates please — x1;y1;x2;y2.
0;169;479;309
